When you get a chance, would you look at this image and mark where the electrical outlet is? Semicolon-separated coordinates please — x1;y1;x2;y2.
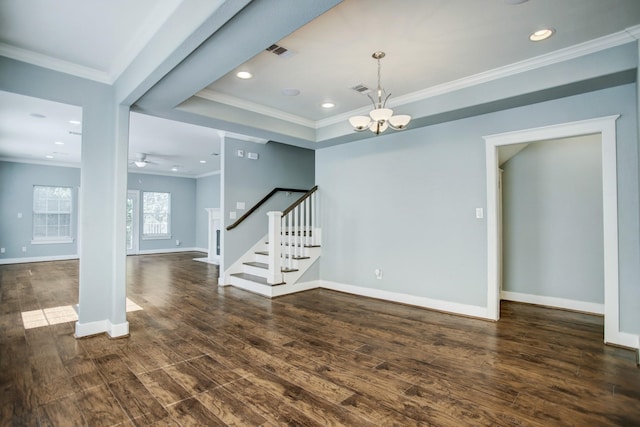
21;246;27;252
17;212;22;219
229;211;237;220
0;248;5;254
247;152;258;160
175;240;180;246
236;202;245;210
374;268;383;279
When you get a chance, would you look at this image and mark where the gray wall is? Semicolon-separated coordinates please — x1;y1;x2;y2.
0;162;200;260
316;83;639;334
501;135;603;303
0;161;80;259
222;138;315;271
128;172;197;251
195;173;221;249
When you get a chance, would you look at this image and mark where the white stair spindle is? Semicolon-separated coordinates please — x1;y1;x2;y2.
304;198;310;246
287;212;293;269
267;211;282;284
311;191;317;246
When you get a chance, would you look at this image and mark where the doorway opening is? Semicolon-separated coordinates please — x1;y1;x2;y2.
484;116;621;345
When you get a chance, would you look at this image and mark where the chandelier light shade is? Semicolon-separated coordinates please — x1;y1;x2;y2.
349;51;411;135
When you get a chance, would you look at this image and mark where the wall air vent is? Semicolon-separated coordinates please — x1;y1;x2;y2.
266;44;295;58
68;131;82;136
351;84;371;95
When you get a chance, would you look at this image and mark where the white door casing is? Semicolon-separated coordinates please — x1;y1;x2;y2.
484;115;625;346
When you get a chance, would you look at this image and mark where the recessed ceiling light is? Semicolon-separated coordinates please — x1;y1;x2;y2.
30;113;46;119
236;71;253;79
199;160;207;164
321;102;335;109
529;28;555;42
45;155;54;159
171;166;179;172
505;0;528;4
68;120;81;125
281;88;300;96
54;141;64;145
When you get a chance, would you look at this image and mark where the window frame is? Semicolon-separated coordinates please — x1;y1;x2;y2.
141;191;172;240
31;185;74;245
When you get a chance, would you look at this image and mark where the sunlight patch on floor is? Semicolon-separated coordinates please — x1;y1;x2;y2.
21;298;143;329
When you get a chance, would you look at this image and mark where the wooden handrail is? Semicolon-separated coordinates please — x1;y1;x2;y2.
282;185;318;217
226;187;309;230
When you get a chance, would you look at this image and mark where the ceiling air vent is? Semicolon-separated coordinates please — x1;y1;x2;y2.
351;84;371;95
266;44;295;58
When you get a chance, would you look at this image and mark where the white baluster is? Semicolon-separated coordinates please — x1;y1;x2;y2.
267;211;282;284
304;198;310;246
287;212;293;270
293;205;299;259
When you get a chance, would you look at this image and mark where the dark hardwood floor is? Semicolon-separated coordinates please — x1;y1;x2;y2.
1;252;639;426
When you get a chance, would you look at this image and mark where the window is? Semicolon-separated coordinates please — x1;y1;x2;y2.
32;186;73;243
142;192;171;239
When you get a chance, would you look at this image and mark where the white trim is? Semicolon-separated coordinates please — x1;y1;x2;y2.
195;170;221;179
141;235;172;241
195;26;640;131
192;247;209;253
501;291;604;315
0;157;81;168
107;320;129;338
136;247;205;255
75;319;108;338
0;254;78;265
319;280;488;319
0;43;112;84
31;238;73;245
484;115;622;344
74;319;129;338
196;89;316;128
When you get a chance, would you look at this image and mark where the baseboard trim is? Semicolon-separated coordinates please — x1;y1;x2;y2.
75;319;129;339
137;247;205;255
501;291;604;315
0;254;79;265
320;280;489;319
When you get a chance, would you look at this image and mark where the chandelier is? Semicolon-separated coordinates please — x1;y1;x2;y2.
348;51;411;135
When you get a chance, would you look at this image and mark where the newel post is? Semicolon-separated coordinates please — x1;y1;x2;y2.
267;211;282;284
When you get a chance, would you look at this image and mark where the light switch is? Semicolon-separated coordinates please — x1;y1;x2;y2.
237;149;244;158
229;211;237;220
17;212;22;219
247;152;259;160
236;202;245;210
475;208;484;219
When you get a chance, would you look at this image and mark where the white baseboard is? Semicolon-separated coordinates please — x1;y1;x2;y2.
0;254;79;265
320;280;489;319
501;291;604;315
272;280;322;297
107;321;129;338
75;318;129;338
193;247;209;253
137;247;205;255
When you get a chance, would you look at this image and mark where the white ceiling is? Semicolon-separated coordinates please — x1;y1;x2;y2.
1;0;640;173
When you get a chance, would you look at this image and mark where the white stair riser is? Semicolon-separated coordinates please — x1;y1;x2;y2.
242;264;269;277
228;276;273;297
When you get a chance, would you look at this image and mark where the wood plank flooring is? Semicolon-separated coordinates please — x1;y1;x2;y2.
1;252;639;426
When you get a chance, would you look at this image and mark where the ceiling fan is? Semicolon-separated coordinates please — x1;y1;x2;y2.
129;152;157;168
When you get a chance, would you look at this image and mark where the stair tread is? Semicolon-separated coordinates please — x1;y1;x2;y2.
243;261;300;273
243;261;268;269
254;251;310;260
230;272;285;286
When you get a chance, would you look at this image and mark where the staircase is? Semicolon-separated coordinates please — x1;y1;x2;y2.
225;186;321;297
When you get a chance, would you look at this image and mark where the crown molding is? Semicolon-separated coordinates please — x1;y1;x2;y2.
0;157;81;169
196;89;316;128
318;25;640;130
195;170;222;179
0;43;112;84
